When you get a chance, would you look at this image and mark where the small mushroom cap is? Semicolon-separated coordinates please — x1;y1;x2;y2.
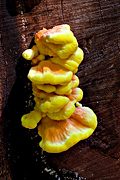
38;105;97;153
22;49;35;60
21;110;42;129
28;60;73;85
22;45;39;61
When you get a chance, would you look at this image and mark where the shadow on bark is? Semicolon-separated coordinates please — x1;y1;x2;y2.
6;0;41;16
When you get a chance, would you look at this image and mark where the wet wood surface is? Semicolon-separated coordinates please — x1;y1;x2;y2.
0;0;120;179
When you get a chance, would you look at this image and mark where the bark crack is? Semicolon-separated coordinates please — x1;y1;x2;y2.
45;0;48;27
60;0;64;22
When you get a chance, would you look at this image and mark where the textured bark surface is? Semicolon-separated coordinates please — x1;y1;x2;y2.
0;0;120;179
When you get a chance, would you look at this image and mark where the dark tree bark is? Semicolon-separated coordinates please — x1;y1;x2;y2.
0;0;120;179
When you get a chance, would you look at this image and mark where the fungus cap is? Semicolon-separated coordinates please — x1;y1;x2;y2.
28;60;73;85
38;104;97;153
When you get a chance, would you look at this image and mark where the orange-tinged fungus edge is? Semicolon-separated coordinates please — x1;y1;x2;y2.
67;87;83;103
38;103;97;153
28;60;73;85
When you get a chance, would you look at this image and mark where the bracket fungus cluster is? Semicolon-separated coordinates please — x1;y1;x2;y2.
21;24;97;153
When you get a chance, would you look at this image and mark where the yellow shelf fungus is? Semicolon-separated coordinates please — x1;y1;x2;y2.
28;60;73;85
21;24;97;153
38;104;97;153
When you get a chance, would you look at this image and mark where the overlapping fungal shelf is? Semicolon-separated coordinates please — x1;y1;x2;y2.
21;24;97;153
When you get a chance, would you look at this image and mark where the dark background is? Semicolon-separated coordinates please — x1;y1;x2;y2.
0;0;120;179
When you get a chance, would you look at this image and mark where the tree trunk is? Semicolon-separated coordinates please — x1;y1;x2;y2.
0;0;120;179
